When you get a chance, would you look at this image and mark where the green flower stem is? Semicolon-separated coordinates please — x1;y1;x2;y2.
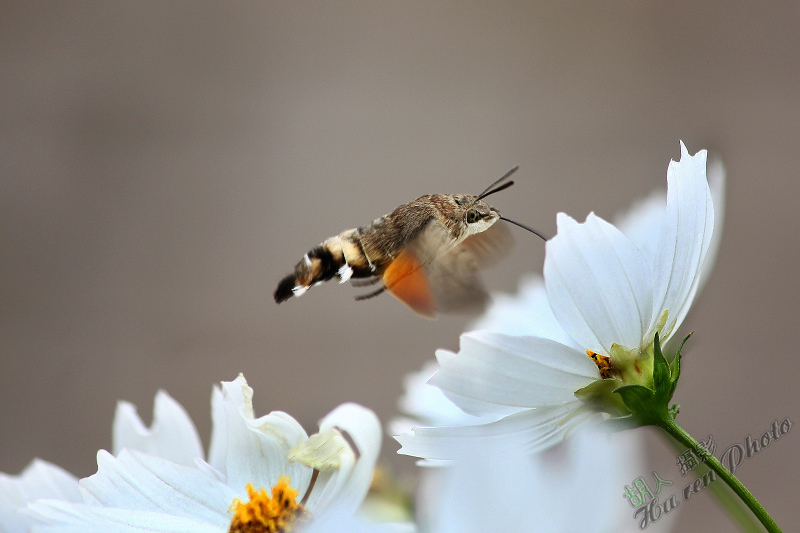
664;434;765;532
652;413;781;533
610;334;779;531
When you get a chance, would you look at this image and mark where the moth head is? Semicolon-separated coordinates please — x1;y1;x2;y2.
462;197;501;236
452;165;516;236
452;166;548;241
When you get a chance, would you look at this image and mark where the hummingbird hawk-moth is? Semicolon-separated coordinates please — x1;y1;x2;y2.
273;167;544;318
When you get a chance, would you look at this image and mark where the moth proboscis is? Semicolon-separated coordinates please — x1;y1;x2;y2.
274;167;545;318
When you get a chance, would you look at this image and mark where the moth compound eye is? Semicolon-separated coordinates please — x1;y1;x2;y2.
466;210;480;224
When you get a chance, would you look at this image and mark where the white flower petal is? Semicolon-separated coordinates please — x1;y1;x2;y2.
651;143;714;339
207;375;311;495
307;403;382;518
430;332;599;414
396;360;485;428
429;349;521;420
613;189;665;265
206;384;227;472
304;511;416;533
469;275;579;348
420;426;648;533
78;450;231;527
26;499;220;532
237;409;313;493
613;152;724;306
112;391;203;467
697;154;725;294
306;514;416;533
395;402;598;461
0;459;81;533
545;212;653;353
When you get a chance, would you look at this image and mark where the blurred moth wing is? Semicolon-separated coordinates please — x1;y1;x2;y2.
382;218;512;317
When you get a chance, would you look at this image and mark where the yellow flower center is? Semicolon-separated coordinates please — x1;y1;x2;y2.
228;477;306;533
586;350;616;379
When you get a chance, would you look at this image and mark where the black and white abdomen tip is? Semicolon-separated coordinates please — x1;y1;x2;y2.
274;244;349;303
273;274;298;303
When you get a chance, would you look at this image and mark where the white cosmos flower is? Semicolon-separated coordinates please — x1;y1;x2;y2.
394;360;661;532
0;460;82;533
24;374;400;533
396;143;724;460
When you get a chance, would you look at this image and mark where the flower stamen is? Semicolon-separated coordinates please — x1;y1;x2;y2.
228;477;306;533
586;350;616;379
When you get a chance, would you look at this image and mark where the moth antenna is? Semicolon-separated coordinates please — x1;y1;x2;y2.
477;179;514;200
476;166;519;200
499;216;548;242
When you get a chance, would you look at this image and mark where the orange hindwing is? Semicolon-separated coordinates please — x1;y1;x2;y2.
382;250;436;318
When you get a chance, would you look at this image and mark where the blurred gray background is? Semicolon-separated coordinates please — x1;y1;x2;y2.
1;2;798;530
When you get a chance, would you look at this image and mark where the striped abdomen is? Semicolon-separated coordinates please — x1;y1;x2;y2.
274;196;451;305
274;225;391;304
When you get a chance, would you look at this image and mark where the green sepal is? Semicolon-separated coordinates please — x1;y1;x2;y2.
651;331;692;406
613;384;654;414
651;332;671;401
574;378;630;417
669;333;691;390
663;333;690;404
